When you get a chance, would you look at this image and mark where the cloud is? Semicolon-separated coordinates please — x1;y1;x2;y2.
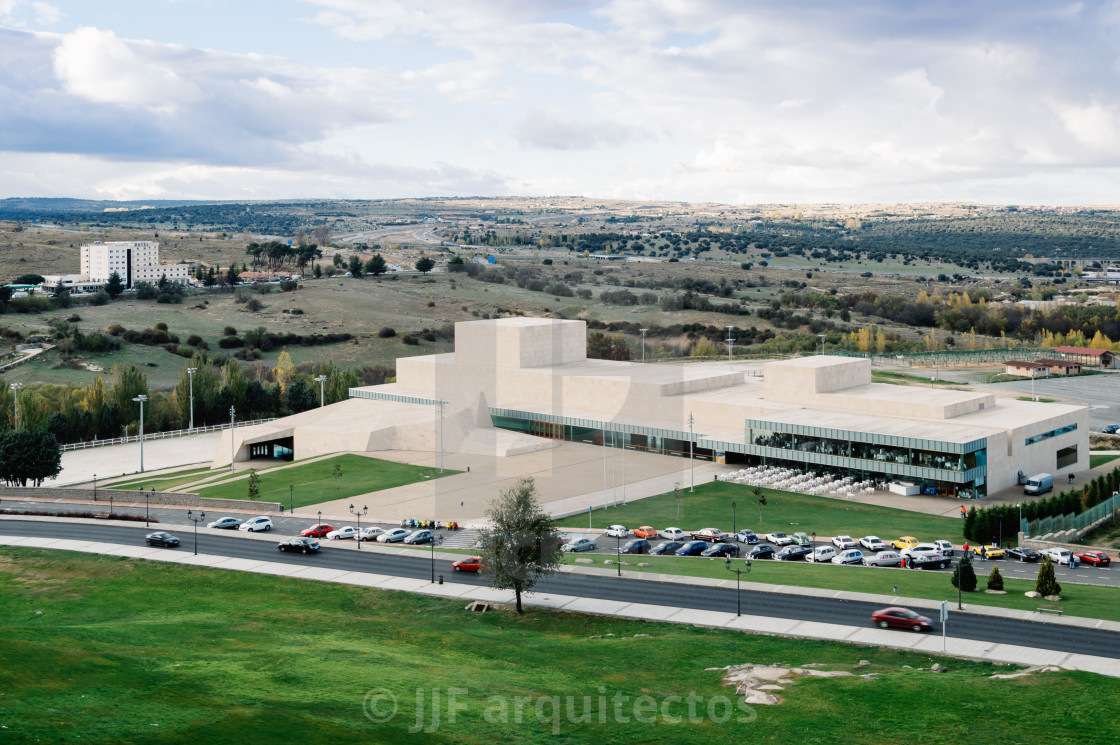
0;0;61;26
514;109;643;150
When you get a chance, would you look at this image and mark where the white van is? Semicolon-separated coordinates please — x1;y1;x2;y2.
1024;473;1053;495
811;546;837;563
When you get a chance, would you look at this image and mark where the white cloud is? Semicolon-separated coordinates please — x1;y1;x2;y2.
514;109;643;150
0;0;61;26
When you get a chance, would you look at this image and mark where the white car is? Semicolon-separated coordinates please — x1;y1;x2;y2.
765;532;793;545
562;538;597;553
859;536;885;551
810;546;836;563
359;527;386;542
866;550;903;567
660;527;685;541
326;526;360;540
238;516;273;533
1046;548;1073;565
377;528;412;543
832;535;858;549
605;525;631;538
902;543;942;560
933;540;955;557
832;549;864;565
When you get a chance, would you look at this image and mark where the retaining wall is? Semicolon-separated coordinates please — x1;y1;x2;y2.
0;487;281;513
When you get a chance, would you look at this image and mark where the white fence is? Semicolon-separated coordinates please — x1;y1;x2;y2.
60;418;278;452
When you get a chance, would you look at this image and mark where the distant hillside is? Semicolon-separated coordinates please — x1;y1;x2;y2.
0;198;223;217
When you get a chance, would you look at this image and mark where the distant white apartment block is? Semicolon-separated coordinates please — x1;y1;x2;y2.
79;241;190;288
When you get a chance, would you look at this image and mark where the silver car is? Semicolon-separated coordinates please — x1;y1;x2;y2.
866;550;903;567
377;528;412;543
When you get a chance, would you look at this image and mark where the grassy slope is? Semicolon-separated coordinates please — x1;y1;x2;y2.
196;453;456;508
1090;453;1120;469
2;547;1118;744
105;466;217;491
555;482;967;544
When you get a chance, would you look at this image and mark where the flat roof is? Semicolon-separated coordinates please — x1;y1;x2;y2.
745;407;1002;444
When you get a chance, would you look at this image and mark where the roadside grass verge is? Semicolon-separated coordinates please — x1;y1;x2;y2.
1090;453;1120;469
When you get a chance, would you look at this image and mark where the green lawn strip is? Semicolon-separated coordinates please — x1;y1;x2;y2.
105;466;217;491
556;482;967;543
2;547;1117;744
872;371;967;387
1090;453;1120;469
562;553;1119;622
197;453;458;508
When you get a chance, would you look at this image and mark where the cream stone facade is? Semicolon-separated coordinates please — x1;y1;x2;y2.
79;241;189;288
214;318;1089;497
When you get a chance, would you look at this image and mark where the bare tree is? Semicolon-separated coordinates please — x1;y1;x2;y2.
295;228;309;246
313;224;331;248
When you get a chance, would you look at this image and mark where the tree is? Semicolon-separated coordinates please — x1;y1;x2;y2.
247;469;261;501
447;254;467;272
348;255;364;279
333;463;342;490
0;429;62;486
313;224;332;247
673;481;683;519
987;565;1004;591
951;552;977;592
476;477;562;613
104;271;126;298
753;486;767;523
110;364;148;430
1036;556;1062;597
285;375;316;413
366;253;388;276
227;264;241;286
415;256;435;274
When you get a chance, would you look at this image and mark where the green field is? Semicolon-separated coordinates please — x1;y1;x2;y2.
1090;453;1120;469
196;453;457;508
3;547;1118;744
556;482;967;543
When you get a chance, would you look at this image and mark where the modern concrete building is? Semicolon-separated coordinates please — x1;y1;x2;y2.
215;318;1088;498
79;241;190;288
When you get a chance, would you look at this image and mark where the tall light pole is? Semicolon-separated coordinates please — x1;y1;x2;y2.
732;501;737;536
350;504;368;551
186;366;197;431
9;382;22;429
726;326;736;369
186;509;206;556
132;394;148;473
639;328;648;362
314;374;328;407
289;484;294;515
431;533;443;582
688;411;695;493
725;557;751;616
228;406;236;474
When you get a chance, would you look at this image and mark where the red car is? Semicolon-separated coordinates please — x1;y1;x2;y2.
301;524;334;538
1077;551;1111;567
633;526;659;539
871;606;933;632
452;556;483;573
690;528;727;543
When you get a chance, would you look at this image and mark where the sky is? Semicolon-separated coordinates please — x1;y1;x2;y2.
1;0;1119;204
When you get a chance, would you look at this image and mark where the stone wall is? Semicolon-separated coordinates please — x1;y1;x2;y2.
0;487;281;513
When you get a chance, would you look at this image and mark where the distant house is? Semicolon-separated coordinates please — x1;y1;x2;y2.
1006;360;1050;378
1034;358;1082;376
1051;346;1117;368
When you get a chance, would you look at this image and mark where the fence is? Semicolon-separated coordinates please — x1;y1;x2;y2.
60;418;277;452
833;347;1049;367
1022;494;1120;537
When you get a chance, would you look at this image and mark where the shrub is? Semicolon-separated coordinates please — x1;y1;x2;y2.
135;282;157;300
378;327;396;338
245;298;264;312
987;565;1004;591
155;322;168;332
1035;557;1061;597
280;280;299;292
950;553;977;592
8;296;51;313
223;326;238;336
401;334;419;345
218;336;245;349
86;289;110;306
67;313;81;322
106;324;125;336
286;308;304;315
186;334;204;346
542;258;553;265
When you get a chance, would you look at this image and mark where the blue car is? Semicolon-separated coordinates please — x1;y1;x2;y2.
675;541;708;556
620;539;650;554
650;541;683;556
702;543;741;558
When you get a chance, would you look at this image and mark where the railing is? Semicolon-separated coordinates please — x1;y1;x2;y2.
60;418;278;452
1022;494;1120;537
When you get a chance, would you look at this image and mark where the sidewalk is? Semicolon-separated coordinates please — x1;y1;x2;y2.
2;515;1116;678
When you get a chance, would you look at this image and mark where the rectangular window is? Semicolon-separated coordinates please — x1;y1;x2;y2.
1025;423;1077;446
1057;445;1078;469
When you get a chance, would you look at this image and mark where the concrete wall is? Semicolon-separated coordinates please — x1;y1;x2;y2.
0;487;280;512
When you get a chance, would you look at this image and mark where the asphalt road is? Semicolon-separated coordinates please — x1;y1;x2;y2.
992;375;1120;431
1;519;1116;660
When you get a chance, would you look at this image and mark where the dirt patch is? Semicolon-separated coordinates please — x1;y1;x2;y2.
709;662;880;706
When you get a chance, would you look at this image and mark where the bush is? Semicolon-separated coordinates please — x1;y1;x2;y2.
950;553;977;592
223;326;238;336
401;334;419;346
135;282;157;300
106;324;125;336
542;258;553;265
218;336;245;349
286;308;304;315
86;289;110;306
186;334;204;346
245;298;264;312
8;296;51;313
1035;557;1061;597
67;313;81;322
378;327;397;338
986;565;1004;591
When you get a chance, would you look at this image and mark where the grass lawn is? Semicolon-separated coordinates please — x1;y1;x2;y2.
105;466;217;491
3;547;1118;744
1090;453;1120;469
555;482;967;543
196;453;458;508
871;371;967;387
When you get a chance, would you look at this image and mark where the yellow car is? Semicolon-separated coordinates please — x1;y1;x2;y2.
892;536;920;550
972;544;1005;559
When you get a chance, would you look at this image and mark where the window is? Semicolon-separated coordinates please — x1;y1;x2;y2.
1026;423;1077;446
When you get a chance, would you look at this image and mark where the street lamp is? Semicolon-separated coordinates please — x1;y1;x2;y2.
289;484;294;515
144;488;149;527
725;557;752;616
688;411;695;493
616;534;622;576
726;325;735;369
639;328;648;362
430;533;443;583
228;406;236;474
132;394;149;473
317;510;322;527
732;501;737;536
350;504;368;550
92;473;96;502
186;509;206;556
186;366;197;431
811;531;816;553
314;374;328;407
9;382;22;429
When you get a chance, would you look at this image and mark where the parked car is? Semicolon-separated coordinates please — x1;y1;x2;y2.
660;527;686;541
1045;547;1073;565
701;543;741;558
452;555;483;572
1077;551;1111;567
278;537;320;554
871;607;933;632
908;552;949;570
301;523;334;538
892;536;919;550
764;532;793;545
832;535;858;550
620;539;651;554
326;526;361;541
933;540;955;557
902;543;941;559
1102;424;1120;434
377;528;412;544
832;549;865;565
734;529;759;544
358;527;386;542
650;541;684;556
145;531;180;547
859;536;886;552
404;530;434;545
675;541;708;556
1007;546;1041;562
691;528;728;542
605;525;631;538
1023;473;1053;496
746;545;776;560
562;538;597;553
810;546;837;563
971;544;1006;559
865;550;903;567
633;526;659;539
207;517;242;530
791;531;811;546
775;545;812;561
239;516;273;533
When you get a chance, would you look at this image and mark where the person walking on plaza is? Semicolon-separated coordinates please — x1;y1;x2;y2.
1069;472;1075;485
980;546;987;562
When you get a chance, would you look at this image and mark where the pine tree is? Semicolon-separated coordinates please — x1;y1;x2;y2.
986;565;1004;591
951;552;977;592
1036;557;1062;597
964;506;977;541
104;271;126;298
247;469;260;501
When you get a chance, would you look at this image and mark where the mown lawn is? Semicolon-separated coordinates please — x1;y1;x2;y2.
105;466;218;492
1090;453;1120;469
556;482;967;543
196;453;457;508
2;547;1118;744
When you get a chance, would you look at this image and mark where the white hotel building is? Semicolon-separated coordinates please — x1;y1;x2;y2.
79;241;190;289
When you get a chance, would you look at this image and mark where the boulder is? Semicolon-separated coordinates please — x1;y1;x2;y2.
1043;595;1063;602
637;562;651;567
984;589;1008;595
931;663;947;673
742;690;780;706
633;633;650;638
574;557;594;564
1024;591;1042;598
855;660;871;669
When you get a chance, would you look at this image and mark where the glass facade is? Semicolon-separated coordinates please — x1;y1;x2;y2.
489;410;713;461
1026;423;1077;446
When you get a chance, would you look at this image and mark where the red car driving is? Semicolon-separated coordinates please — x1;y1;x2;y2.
300;524;334;538
452;556;483;573
1076;551;1111;567
871;606;933;632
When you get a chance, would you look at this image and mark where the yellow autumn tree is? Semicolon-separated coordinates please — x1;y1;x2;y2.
875;328;886;354
856;328;873;352
273;350;295;392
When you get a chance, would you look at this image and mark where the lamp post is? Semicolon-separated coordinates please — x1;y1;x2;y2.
616;534;622;576
987;371;1014;392
289;484;294;515
431;533;443;582
725;325;735;369
732;501;737;536
350;504;367;550
132;394;148;473
725;557;751;616
186;366;197;431
186;509;206;556
10;382;22;429
92;473;96;502
688;411;695;493
811;531;816;554
314;374;328;407
228;406;236;474
144;489;149;527
317;510;322;528
639;328;648;362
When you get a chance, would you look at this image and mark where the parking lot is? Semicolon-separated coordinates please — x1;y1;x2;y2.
992;374;1120;431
